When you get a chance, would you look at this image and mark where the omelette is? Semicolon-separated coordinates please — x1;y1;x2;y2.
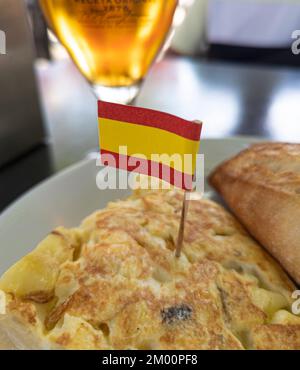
0;190;299;350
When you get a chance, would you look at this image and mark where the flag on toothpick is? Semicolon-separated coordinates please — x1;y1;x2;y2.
98;101;202;190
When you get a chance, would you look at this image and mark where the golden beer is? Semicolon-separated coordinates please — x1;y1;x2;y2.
39;0;178;88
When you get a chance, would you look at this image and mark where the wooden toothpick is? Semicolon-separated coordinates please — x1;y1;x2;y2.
175;190;190;258
175;120;202;258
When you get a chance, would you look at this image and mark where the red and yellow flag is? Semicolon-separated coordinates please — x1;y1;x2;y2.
98;101;202;190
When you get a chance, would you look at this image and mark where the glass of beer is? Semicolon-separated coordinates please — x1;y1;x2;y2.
39;0;178;104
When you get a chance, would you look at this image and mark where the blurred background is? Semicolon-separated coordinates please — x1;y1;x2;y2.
1;0;300;210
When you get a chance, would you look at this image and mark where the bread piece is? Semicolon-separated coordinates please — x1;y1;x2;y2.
0;190;299;349
210;142;300;285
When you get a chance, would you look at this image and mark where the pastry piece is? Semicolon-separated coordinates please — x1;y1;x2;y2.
0;190;299;350
209;142;300;285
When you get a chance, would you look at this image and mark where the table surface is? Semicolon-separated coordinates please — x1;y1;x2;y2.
1;54;300;212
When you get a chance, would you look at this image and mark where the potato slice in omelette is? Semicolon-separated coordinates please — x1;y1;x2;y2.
0;190;299;349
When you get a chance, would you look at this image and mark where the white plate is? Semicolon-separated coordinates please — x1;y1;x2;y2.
0;137;262;274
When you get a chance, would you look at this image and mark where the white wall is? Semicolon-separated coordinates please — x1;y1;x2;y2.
172;0;300;53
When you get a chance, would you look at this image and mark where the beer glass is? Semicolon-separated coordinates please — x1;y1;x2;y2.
39;0;178;104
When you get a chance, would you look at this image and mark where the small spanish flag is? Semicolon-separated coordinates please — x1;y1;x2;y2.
98;101;202;190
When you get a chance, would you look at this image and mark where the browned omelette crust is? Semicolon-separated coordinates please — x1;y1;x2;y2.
209;142;300;285
0;190;300;349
